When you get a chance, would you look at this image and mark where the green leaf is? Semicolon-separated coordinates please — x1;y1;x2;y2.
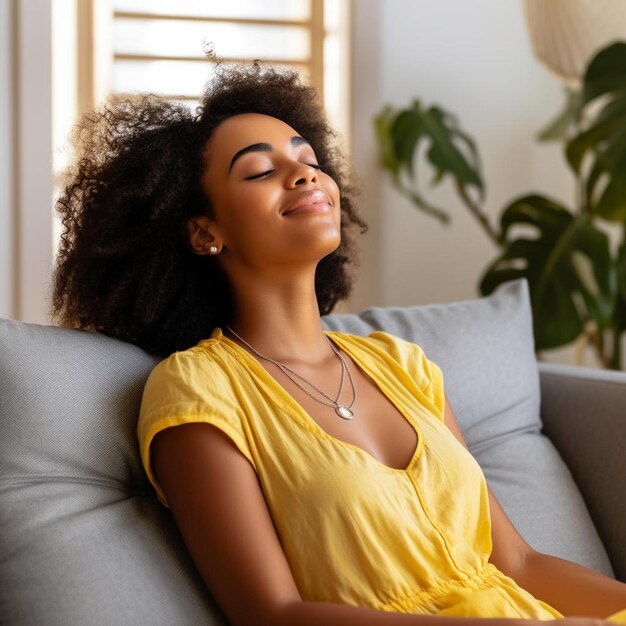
583;125;626;218
595;154;626;220
373;99;483;225
582;42;626;106
390;110;424;179
421;106;483;190
445;120;485;201
537;87;583;142
479;194;616;349
566;94;626;174
613;241;626;337
373;107;401;176
585;156;609;211
617;240;626;302
573;223;617;331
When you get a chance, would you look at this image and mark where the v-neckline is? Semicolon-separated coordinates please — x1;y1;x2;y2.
211;327;424;474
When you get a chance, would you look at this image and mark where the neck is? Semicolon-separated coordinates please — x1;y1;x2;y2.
223;273;337;366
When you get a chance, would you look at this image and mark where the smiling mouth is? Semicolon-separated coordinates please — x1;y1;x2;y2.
282;190;332;216
283;202;331;216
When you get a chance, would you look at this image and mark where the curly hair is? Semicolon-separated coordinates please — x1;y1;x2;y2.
50;62;368;357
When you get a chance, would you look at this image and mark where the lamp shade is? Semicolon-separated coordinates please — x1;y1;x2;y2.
522;0;626;85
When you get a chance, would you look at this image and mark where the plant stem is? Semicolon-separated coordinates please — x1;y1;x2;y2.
591;325;612;369
576;174;588;215
611;328;623;370
454;181;503;247
393;181;450;224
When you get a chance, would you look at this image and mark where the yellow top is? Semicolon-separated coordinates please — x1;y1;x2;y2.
137;327;626;621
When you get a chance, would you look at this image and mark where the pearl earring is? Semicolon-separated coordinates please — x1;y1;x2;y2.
209;245;218;254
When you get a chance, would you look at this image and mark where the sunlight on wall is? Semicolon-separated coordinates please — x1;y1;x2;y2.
52;0;78;252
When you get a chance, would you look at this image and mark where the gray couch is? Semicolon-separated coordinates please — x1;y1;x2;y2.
1;277;625;625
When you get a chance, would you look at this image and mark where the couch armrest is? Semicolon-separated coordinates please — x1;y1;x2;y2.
538;361;626;581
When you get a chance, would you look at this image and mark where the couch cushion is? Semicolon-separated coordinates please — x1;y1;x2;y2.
322;278;613;578
0;321;227;626
0;277;613;625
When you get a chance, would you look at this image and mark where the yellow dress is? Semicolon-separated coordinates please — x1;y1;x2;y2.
137;327;626;621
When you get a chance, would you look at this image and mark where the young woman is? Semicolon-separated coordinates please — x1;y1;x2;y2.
51;62;626;626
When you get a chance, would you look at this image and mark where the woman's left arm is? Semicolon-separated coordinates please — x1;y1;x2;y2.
443;393;626;618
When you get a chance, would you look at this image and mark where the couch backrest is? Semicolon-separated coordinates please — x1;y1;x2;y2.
0;318;227;625
0;278;613;625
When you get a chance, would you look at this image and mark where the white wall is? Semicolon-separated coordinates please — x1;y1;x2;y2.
0;0;54;324
347;0;383;312
17;0;54;324
0;0;14;320
350;0;601;366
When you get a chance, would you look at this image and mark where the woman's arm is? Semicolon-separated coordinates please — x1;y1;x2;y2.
152;421;547;626
443;394;626;618
513;550;626;618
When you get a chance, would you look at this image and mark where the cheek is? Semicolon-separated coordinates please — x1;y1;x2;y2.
222;185;277;227
325;175;340;205
326;176;341;207
226;184;277;217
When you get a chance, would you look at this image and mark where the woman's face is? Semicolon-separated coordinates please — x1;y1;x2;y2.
196;112;341;270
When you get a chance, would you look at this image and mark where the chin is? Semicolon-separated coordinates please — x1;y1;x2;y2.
291;241;339;266
320;236;342;259
321;228;341;247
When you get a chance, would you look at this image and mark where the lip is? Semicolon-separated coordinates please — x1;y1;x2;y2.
282;189;332;216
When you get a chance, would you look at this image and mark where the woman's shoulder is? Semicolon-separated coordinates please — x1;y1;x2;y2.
326;328;427;362
145;328;234;390
139;328;239;429
327;329;440;394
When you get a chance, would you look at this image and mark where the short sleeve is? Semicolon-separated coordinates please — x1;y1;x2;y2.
137;351;257;509
423;356;445;421
367;330;446;422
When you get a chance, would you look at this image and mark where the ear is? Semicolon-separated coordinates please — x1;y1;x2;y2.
186;216;222;256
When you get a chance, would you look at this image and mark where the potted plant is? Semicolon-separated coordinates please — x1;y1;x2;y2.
375;42;626;370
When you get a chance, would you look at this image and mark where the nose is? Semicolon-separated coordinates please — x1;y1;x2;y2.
287;162;318;187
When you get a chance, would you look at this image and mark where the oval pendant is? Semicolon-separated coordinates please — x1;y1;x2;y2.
336;405;354;420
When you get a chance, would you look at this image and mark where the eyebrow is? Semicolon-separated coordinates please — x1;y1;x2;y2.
228;136;311;173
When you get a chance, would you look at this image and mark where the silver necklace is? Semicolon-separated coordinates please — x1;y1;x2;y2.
225;325;356;420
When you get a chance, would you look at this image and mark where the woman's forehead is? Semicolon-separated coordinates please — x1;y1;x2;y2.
211;113;299;151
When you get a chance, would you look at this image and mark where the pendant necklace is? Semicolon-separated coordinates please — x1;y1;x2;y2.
225;325;357;420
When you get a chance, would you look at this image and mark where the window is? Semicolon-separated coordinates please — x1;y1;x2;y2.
107;0;349;131
59;0;353;129
53;0;351;251
113;1;318;103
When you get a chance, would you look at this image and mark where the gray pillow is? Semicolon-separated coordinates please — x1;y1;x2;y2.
0;320;226;626
322;277;613;577
0;277;612;626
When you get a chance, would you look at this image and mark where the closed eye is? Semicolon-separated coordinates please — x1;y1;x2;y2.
245;169;274;180
244;163;323;181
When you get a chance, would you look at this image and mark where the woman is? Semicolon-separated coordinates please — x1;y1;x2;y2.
51;62;626;625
